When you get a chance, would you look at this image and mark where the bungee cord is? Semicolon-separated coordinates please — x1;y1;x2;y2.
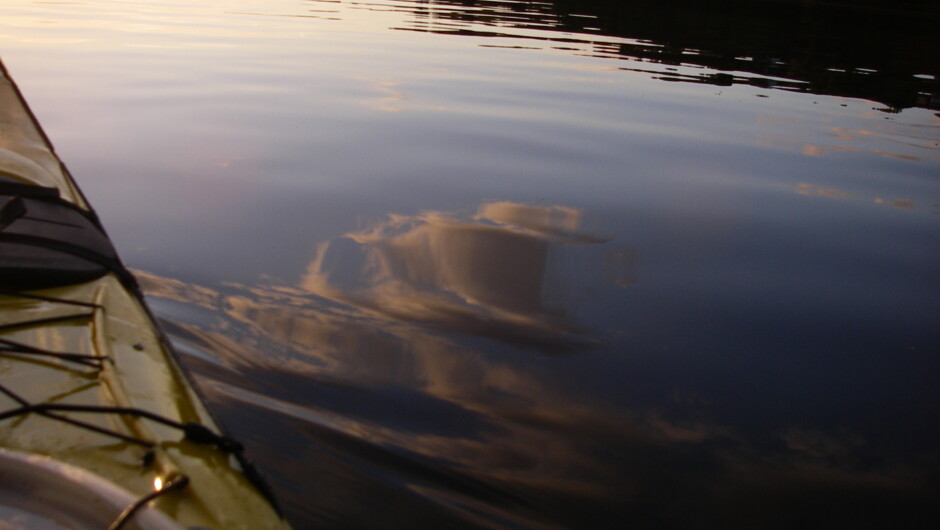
0;288;283;517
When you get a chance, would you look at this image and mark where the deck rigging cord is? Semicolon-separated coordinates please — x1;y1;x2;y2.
107;474;190;530
0;289;284;518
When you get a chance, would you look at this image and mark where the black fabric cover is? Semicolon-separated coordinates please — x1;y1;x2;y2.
0;184;121;290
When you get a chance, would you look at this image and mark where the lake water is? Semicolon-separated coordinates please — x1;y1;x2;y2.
3;0;939;527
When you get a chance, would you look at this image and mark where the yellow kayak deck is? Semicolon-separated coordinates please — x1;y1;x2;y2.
0;60;287;529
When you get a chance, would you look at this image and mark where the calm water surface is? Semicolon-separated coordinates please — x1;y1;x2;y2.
3;0;939;528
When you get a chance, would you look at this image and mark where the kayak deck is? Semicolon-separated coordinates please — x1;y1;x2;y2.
0;60;287;529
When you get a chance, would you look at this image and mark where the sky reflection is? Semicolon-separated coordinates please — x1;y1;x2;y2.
138;245;938;528
3;0;938;528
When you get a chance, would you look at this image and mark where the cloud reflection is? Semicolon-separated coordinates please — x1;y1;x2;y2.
134;200;935;528
793;183;920;212
795;182;849;200
299;201;608;353
874;197;916;211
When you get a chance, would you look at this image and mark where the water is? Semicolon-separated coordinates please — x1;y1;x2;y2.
3;0;939;528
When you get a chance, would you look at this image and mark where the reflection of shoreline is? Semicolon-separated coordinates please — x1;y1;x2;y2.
381;0;940;111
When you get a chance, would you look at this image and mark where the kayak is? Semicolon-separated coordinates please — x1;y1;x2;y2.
0;59;289;529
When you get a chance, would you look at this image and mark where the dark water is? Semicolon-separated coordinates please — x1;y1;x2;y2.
4;0;939;528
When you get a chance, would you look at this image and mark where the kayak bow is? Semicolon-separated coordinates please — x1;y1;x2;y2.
0;59;288;529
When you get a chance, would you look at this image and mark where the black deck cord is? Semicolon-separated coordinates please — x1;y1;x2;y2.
0;386;242;451
0;336;105;368
0;288;101;308
0;383;151;447
0;301;103;368
0;312;97;333
107;474;190;530
0;380;284;514
1;290;284;517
